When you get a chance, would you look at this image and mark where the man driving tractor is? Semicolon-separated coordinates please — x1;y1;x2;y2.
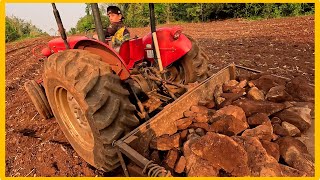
94;5;130;51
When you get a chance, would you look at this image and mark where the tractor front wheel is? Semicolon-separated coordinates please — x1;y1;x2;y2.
24;80;53;119
43;49;139;172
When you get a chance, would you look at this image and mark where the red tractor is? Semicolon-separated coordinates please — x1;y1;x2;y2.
25;3;208;172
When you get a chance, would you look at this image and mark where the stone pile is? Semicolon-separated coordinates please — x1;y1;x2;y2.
148;74;314;177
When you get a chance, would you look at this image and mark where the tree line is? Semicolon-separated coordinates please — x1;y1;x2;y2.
5;16;48;43
70;3;314;34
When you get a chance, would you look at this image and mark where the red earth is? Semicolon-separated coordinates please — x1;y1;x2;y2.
5;15;314;176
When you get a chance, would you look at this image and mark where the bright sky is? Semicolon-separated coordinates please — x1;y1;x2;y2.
6;3;86;36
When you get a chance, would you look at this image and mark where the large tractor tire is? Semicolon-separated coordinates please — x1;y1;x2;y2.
180;34;209;83
24;80;53;119
168;34;208;85
43;49;139;172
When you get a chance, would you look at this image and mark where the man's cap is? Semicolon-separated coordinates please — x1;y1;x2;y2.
107;6;122;15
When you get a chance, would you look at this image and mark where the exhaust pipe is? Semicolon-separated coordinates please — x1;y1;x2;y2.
51;3;70;49
91;3;106;43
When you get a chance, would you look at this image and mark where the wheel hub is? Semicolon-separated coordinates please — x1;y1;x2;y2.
54;87;94;151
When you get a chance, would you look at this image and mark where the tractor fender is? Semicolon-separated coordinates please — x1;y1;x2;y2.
74;39;131;80
142;27;192;68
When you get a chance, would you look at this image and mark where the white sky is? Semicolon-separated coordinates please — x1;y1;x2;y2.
6;3;87;35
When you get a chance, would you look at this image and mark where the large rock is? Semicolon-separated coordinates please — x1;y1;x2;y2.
183;139;219;177
276;137;314;176
232;98;286;117
187;155;219;177
285;76;314;102
279;164;307;177
274;106;312;132
150;133;180;150
251;75;287;94
232;136;282;176
189;122;210;131
247;113;271;127
164;149;179;169
174;156;186;173
210;115;248;136
260;140;280;161
210;105;249;135
281;122;301;137
273;124;289;137
247;87;265;101
175;118;193;130
190;132;250;176
238;80;248;88
242;125;273;141
223;80;239;92
288;101;314;118
266;85;293;102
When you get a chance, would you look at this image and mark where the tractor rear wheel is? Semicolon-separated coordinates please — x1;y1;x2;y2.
165;35;208;93
180;34;208;83
24;80;53;119
43;49;139;172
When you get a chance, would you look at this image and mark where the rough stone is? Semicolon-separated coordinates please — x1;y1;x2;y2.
248;81;255;87
237;80;248;88
174;156;186;173
190;132;250;176
272;124;289;137
164;149;179;169
288;101;314;118
281;122;301;137
274;106;312;132
266;85;292;102
183;139;219;177
271;117;282;125
183;110;196;118
247;87;265;101
285;76;314;102
188;122;210;131
247;113;271;127
210;105;249;134
195;128;205;136
150;133;180;151
222;80;239;92
180;129;188;141
187;154;219;177
198;99;216;109
232;98;286;117
210;115;248;136
260;140;280;161
231;87;246;94
219;91;245;108
251;75;287;94
214;85;225;106
175;117;193;130
193;114;209;123
232;136;282;176
276;137;314;176
187;133;201;141
242;125;273;141
279;164;307;177
190;105;208;114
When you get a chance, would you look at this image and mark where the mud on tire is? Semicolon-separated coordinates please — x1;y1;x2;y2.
24;80;53;119
43;49;139;172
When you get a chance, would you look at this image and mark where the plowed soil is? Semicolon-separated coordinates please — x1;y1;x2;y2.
5;15;314;177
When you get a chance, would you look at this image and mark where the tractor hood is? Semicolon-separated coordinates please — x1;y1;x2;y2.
48;36;89;53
